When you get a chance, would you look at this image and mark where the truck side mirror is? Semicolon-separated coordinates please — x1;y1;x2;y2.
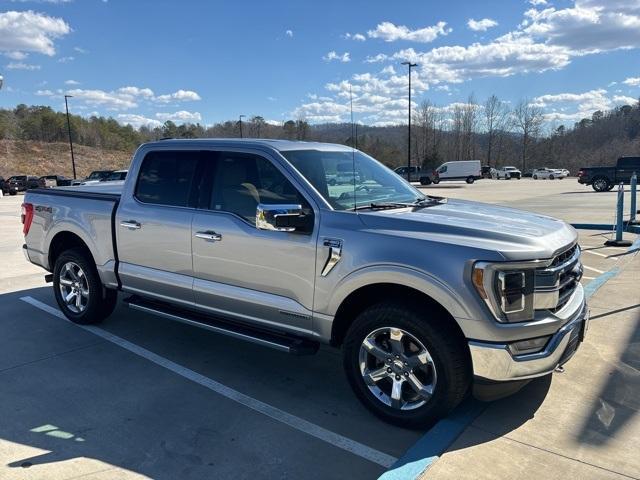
256;204;304;232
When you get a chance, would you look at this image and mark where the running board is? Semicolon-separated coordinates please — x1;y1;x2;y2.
124;296;319;356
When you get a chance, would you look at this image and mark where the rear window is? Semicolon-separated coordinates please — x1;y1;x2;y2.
618;157;640;168
135;151;199;207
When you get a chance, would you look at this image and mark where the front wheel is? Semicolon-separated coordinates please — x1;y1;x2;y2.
592;177;610;192
549;175;555;180
432;178;440;184
466;176;475;184
343;303;470;428
420;177;431;186
53;248;117;324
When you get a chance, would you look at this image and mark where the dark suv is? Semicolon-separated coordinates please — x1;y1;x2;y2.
7;175;45;193
0;177;10;195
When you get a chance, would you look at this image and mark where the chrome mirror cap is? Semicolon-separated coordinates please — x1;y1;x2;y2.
256;204;302;232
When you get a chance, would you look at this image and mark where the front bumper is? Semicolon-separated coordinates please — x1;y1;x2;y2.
468;300;589;382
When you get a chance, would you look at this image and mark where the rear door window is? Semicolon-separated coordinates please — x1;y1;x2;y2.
135;151;199;207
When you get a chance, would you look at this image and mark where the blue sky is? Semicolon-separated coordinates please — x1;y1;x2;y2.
1;0;639;129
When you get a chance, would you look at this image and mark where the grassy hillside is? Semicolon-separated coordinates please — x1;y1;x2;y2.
0;140;133;179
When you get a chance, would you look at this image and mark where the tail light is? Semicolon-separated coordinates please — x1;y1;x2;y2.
577;169;585;177
21;202;34;236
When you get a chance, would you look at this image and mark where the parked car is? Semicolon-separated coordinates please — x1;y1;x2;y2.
102;170;128;182
0;176;10;196
72;170;114;186
432;160;481;184
7;175;44;192
522;169;534;178
40;175;72;187
493;166;521;180
23;139;588;428
532;168;566;180
578;157;640;192
394;166;424;184
481;165;492;179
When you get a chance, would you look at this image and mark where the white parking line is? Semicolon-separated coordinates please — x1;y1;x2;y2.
20;296;397;469
583;265;605;274
582;276;596;280
582;250;617;260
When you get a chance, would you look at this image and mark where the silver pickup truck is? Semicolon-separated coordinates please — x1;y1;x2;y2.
22;139;588;427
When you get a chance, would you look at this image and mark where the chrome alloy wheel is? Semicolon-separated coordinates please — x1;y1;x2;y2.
594;178;608;191
58;262;89;313
358;327;437;411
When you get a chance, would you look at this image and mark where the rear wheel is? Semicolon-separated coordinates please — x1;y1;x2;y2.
533;175;538;180
53;248;117;324
549;174;555;180
466;176;475;184
592;177;610;192
432;178;440;184
420;177;431;186
343;303;470;428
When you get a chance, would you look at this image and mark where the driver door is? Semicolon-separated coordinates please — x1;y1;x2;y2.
191;149;318;335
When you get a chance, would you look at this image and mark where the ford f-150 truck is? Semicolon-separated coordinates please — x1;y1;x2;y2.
22;139;588;427
578;156;640;191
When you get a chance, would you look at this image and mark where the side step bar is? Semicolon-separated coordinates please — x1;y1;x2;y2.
123;296;319;356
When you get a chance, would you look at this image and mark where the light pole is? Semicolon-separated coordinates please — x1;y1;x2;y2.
0;74;4;90
64;95;77;179
401;61;418;181
239;115;246;138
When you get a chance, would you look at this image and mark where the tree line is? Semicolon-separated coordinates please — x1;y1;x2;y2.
1;95;639;174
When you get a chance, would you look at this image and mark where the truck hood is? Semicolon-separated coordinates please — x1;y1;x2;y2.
359;198;577;261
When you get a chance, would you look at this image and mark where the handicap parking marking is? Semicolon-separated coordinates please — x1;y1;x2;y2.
583;265;605;274
19;296;398;469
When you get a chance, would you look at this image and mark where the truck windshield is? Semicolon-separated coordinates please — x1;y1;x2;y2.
282;149;425;210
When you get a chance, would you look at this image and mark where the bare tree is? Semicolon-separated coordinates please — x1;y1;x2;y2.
461;94;478;160
483;94;509;167
512;99;544;171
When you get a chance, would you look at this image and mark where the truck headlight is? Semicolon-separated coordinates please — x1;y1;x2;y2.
472;263;536;323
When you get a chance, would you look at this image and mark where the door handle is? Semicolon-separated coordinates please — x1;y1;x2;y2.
120;220;141;230
195;230;222;241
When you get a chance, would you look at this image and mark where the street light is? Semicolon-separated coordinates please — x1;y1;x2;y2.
64;95;77;179
0;74;4;90
239;115;246;139
401;61;418;181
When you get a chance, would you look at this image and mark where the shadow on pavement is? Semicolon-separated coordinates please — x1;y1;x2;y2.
577;309;640;446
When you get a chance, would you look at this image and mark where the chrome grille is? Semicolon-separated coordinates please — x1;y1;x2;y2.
534;244;582;312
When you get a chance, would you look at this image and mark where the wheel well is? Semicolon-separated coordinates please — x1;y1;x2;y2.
48;231;93;270
330;283;467;349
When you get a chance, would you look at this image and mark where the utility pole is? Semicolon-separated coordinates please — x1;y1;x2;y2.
64;95;77;179
239;115;246;139
401;62;418;181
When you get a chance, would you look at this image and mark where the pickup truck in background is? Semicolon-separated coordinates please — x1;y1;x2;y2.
578;156;640;191
22;139;588;427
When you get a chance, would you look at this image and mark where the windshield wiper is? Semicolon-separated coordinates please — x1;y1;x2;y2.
412;195;447;206
352;202;415;211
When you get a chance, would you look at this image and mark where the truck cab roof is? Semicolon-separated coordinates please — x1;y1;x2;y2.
144;138;353;153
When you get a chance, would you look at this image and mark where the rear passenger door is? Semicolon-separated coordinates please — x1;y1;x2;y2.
191;149;318;335
117;149;201;307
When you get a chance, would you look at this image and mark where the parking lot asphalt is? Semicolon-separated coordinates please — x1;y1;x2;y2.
1;180;638;480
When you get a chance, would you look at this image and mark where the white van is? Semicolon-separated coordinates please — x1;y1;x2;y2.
433;160;482;184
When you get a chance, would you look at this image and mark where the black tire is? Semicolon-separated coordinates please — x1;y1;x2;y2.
420;177;431;186
549;174;555;180
432;178;440;184
343;302;470;429
592;176;610;192
533;175;538;180
53;248;117;324
9;191;17;196
466;176;475;184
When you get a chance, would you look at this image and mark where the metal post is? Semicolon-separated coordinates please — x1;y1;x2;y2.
630;172;637;224
239;115;245;139
64;95;77;179
605;183;632;246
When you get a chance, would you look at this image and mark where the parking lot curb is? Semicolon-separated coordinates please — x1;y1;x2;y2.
378;399;485;480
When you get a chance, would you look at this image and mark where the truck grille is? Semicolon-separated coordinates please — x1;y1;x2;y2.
535;244;582;312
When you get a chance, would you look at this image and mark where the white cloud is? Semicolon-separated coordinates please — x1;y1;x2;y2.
66;88;139;109
367;21;451;43
6;61;40;70
117;114;162;128
529;0;547;5
344;32;366;41
73;46;87;54
267;96;277;101
0;11;70;57
612;95;638;105
467;18;498;32
285;29;293;38
364;53;388;63
155;110;202;122
5;51;27;60
64;79;80;85
117;86;155;98
323;51;351;63
57;55;74;63
154;89;201;102
622;77;640;86
35;89;53;95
